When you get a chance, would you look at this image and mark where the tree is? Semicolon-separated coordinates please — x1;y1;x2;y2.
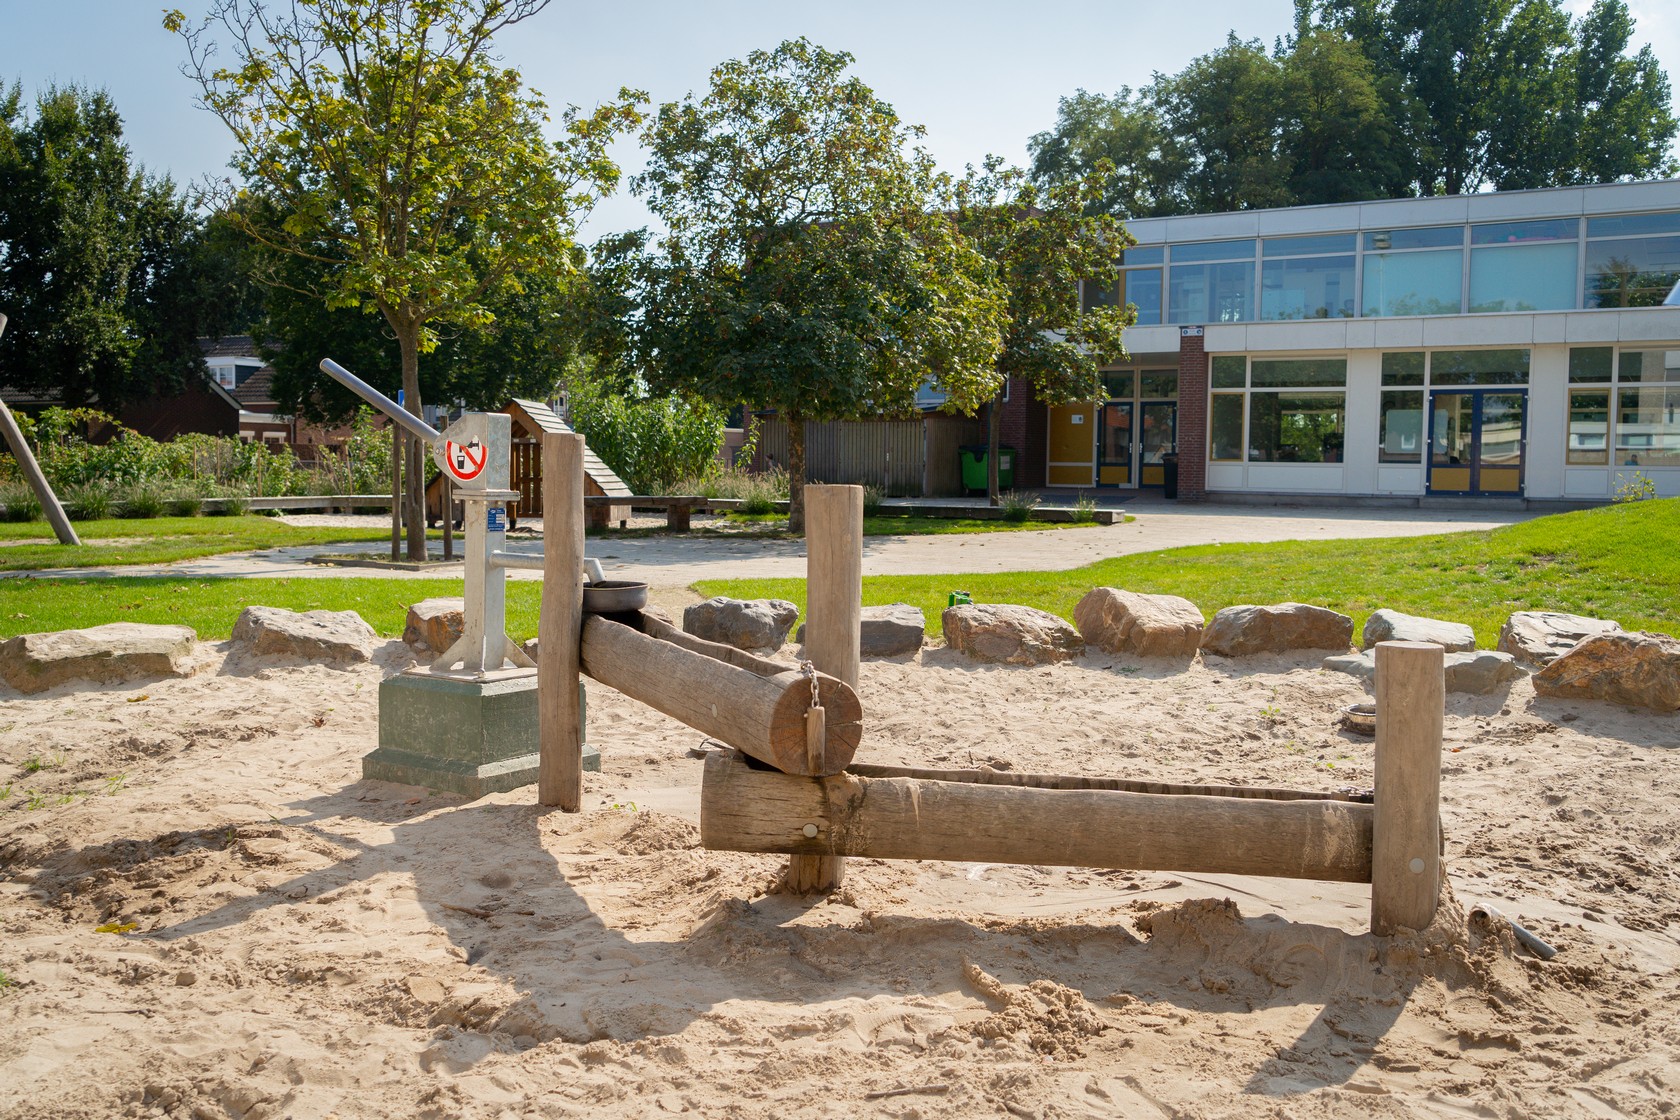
1028;89;1182;218
632;39;1007;531
168;0;643;559
953;161;1134;502
1154;37;1293;214
0;84;219;407
1279;31;1397;204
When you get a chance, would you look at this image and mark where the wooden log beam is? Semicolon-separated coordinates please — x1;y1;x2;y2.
538;432;585;810
1371;640;1444;934
701;750;1374;883
579;615;861;776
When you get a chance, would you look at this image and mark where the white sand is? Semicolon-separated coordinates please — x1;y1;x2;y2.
2;638;1677;1119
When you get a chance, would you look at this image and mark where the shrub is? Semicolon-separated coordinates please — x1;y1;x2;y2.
65;485;112;521
163;482;206;517
211;486;250;517
1070;491;1098;524
564;379;726;494
120;486;167;519
862;485;885;517
999;490;1039;524
0;483;42;523
1614;471;1657;503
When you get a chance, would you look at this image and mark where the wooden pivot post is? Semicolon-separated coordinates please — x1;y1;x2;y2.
538;432;585;810
389;427;403;561
1371;640;1444;935
786;483;862;893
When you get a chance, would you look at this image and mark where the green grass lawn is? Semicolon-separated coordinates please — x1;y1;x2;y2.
697;499;1680;648
0;515;410;572
0;577;546;641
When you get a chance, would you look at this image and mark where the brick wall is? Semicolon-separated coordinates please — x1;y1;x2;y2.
1176;329;1208;501
995;378;1047;489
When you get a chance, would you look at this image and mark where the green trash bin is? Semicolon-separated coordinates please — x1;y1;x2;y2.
960;445;1017;495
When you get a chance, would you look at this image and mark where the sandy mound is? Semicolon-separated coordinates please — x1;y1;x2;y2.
1;640;1676;1118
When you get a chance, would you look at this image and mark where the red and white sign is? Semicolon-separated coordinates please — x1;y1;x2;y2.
443;439;487;482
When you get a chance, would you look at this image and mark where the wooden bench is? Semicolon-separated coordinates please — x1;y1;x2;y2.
583;494;740;531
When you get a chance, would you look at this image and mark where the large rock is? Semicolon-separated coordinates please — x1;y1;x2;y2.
942;604;1084;665
1532;632;1680;711
230;606;378;665
1322;648;1525;695
683;597;799;652
1200;603;1354;657
796;603;925;657
1361;609;1476;652
1498;611;1623;667
403;597;465;654
0;623;198;694
1074;588;1204;658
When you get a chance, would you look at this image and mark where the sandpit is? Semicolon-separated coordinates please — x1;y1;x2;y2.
1;638;1677;1119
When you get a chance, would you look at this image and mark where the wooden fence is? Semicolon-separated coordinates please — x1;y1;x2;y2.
757;415;982;496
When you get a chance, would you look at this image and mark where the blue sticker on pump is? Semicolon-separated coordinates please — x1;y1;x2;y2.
487;507;507;532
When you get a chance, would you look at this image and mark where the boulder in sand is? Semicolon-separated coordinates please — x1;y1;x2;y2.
1361;609;1476;652
403;597;465;654
1200;603;1354;657
1322;648;1525;695
230;607;377;665
0;623;198;694
683;597;799;652
1075;588;1203;658
1532;631;1680;712
797;603;925;657
1498;611;1623;667
942;603;1084;665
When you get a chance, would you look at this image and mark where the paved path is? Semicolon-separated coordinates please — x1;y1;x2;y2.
16;503;1537;589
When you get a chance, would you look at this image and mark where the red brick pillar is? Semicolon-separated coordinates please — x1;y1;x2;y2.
1176;327;1208;501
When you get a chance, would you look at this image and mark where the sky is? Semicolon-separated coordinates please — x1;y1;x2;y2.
5;0;1679;239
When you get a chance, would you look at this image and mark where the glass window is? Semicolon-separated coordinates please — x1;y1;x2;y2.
1364;227;1463;251
1101;371;1135;399
1169;260;1254;323
1584;234;1680;308
1210;394;1244;461
1382;352;1425;386
1568;347;1614;383
1363;249;1463;316
1263;233;1357;257
1211;355;1246;389
1171;239;1256;263
1568;390;1611;465
1081;279;1118;313
1431;349;1530;386
1261;255;1356;320
1469;241;1578;312
1470;218;1576;245
1586;212;1680;239
1248;392;1346;463
1616;386;1680;467
1380;391;1425;463
1121;246;1165;266
1119;269;1162;325
1251;358;1347;388
1139;370;1178;398
1618;348;1680;384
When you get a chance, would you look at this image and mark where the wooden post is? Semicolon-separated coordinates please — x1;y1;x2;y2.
389;427;403;561
539;432;585;810
786;483;863;893
1371;640;1444;935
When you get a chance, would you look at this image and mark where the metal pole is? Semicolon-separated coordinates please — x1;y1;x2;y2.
0;313;80;545
319;358;441;444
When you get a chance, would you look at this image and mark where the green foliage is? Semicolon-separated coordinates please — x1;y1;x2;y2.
861;486;885;517
0;483;41;523
674;463;790;512
998;490;1040;523
1031;2;1676;214
563;378;726;495
632;39;1008;529
0;84;247;406
1071;492;1099;524
64;485;112;521
119;486;166;520
1613;471;1656;503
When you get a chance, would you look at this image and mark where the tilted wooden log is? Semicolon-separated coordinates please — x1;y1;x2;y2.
701;751;1374;883
579;614;861;776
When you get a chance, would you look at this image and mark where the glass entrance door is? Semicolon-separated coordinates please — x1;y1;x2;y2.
1139;401;1177;486
1098;402;1133;486
1429;390;1526;495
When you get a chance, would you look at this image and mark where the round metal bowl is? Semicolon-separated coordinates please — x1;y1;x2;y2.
1340;703;1377;737
583;580;649;614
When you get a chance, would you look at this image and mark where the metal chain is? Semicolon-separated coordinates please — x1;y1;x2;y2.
799;658;821;709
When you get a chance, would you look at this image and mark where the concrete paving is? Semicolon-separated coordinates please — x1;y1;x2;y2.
12;502;1539;589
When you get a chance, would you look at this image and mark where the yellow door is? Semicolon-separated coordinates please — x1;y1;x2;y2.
1047;404;1095;486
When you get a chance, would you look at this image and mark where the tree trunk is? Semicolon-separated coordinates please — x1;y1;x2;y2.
786;409;807;534
396;321;427;561
986;385;1004;506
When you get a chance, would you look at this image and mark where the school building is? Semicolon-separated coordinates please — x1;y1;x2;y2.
997;178;1680;503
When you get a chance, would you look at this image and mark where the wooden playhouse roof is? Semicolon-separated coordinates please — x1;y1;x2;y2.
504;399;633;498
